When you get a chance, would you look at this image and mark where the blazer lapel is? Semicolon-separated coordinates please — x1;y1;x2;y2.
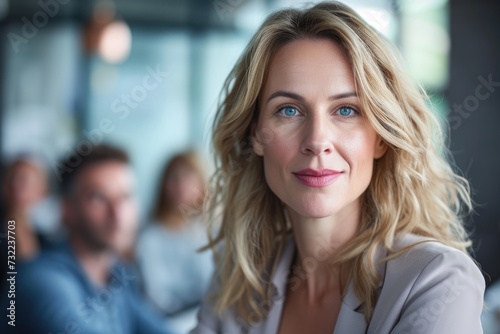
333;245;388;334
333;279;368;334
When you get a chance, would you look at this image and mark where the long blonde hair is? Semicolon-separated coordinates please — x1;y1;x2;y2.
205;1;472;324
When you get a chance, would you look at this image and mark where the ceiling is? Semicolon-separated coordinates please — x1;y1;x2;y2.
1;0;260;29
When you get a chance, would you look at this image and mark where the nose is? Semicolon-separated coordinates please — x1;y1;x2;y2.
107;198;123;226
300;112;335;156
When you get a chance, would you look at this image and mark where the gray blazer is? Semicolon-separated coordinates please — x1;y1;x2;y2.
192;234;485;334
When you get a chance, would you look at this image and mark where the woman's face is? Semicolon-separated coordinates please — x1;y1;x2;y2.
252;38;386;219
165;163;203;208
7;162;47;208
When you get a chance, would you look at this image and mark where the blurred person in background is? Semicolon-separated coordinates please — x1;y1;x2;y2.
1;157;48;255
1;144;173;334
0;156;58;292
136;151;214;333
483;279;500;334
482;221;500;333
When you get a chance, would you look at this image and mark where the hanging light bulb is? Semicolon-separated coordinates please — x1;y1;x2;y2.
98;20;131;63
84;0;131;64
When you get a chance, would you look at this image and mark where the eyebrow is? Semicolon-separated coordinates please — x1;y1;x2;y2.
266;90;358;104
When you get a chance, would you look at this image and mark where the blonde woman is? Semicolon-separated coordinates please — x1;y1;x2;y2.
192;2;485;333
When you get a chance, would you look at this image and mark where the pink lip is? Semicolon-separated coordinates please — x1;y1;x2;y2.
292;168;343;187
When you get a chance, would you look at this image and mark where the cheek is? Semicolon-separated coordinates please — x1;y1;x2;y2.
341;130;377;183
118;200;138;224
128;202;139;222
83;201;104;220
181;178;201;200
74;202;104;231
165;181;176;200
260;129;298;195
263;138;291;161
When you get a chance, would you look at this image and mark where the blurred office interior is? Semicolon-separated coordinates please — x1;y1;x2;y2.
0;0;498;291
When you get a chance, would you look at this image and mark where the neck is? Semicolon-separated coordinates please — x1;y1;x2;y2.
70;236;114;287
160;210;190;230
287;198;361;300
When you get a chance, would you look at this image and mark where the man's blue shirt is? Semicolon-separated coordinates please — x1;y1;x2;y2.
1;242;173;334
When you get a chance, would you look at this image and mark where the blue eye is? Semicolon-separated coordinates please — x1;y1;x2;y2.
337;106;357;117
278;106;300;117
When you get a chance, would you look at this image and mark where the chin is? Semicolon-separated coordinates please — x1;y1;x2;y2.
93;235;119;252
290;203;342;219
299;211;338;219
87;240;112;252
290;193;341;213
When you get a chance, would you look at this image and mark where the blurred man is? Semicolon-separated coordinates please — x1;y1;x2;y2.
1;144;172;333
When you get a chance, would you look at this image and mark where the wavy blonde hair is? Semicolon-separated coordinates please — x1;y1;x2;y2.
205;1;473;324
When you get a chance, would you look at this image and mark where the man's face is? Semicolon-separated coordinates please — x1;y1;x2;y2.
65;161;138;254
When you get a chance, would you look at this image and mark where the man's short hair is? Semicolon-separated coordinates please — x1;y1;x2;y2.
60;144;129;196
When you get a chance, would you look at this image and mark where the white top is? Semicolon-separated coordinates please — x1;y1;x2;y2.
136;220;214;316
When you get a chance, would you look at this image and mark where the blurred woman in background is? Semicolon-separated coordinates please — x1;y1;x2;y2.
136;151;213;331
0;157;50;291
1;158;46;256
